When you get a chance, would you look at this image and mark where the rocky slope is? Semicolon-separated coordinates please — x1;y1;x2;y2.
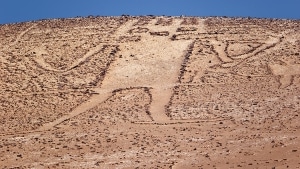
0;16;299;168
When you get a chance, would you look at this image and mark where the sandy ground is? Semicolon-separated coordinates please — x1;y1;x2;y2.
0;16;300;168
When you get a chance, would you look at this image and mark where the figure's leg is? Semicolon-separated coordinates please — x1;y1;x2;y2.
149;87;173;123
38;88;112;131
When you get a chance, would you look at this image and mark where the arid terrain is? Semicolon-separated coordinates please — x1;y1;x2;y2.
0;16;299;168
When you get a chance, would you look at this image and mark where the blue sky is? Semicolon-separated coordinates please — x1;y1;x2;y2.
0;0;299;24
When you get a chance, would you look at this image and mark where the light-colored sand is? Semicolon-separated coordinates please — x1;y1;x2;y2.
0;16;299;168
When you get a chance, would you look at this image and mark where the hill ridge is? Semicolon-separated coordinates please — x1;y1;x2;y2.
0;16;299;168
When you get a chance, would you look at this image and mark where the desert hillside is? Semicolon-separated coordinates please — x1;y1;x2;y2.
0;16;299;168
